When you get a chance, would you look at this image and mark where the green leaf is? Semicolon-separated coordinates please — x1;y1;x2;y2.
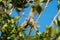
55;29;59;34
53;19;57;25
57;16;60;27
14;16;20;21
36;5;42;14
46;27;55;37
58;4;60;10
50;27;56;36
3;23;8;28
32;5;36;12
0;2;4;6
16;7;22;12
7;34;16;40
11;19;15;24
58;0;60;4
46;37;51;40
8;3;13;9
7;0;11;2
46;26;50;30
32;5;42;14
37;0;40;3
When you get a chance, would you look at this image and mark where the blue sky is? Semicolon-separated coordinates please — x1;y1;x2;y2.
38;0;58;33
0;0;58;36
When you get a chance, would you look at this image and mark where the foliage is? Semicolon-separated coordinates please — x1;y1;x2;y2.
0;0;60;40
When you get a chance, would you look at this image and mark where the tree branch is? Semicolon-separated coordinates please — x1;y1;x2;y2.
28;28;32;36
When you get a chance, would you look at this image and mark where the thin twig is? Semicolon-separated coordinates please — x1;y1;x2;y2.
50;9;60;26
28;28;32;36
45;0;50;9
9;8;14;15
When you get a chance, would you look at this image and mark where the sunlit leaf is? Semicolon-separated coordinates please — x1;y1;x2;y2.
56;36;60;40
19;32;23;37
58;0;60;4
7;19;11;23
7;0;11;2
11;19;15;24
10;28;16;33
16;7;22;12
46;26;55;37
8;3;13;9
21;21;27;29
2;23;8;29
36;25;40;29
53;19;57;25
55;29;59;34
0;0;2;2
14;16;20;21
46;26;50;30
